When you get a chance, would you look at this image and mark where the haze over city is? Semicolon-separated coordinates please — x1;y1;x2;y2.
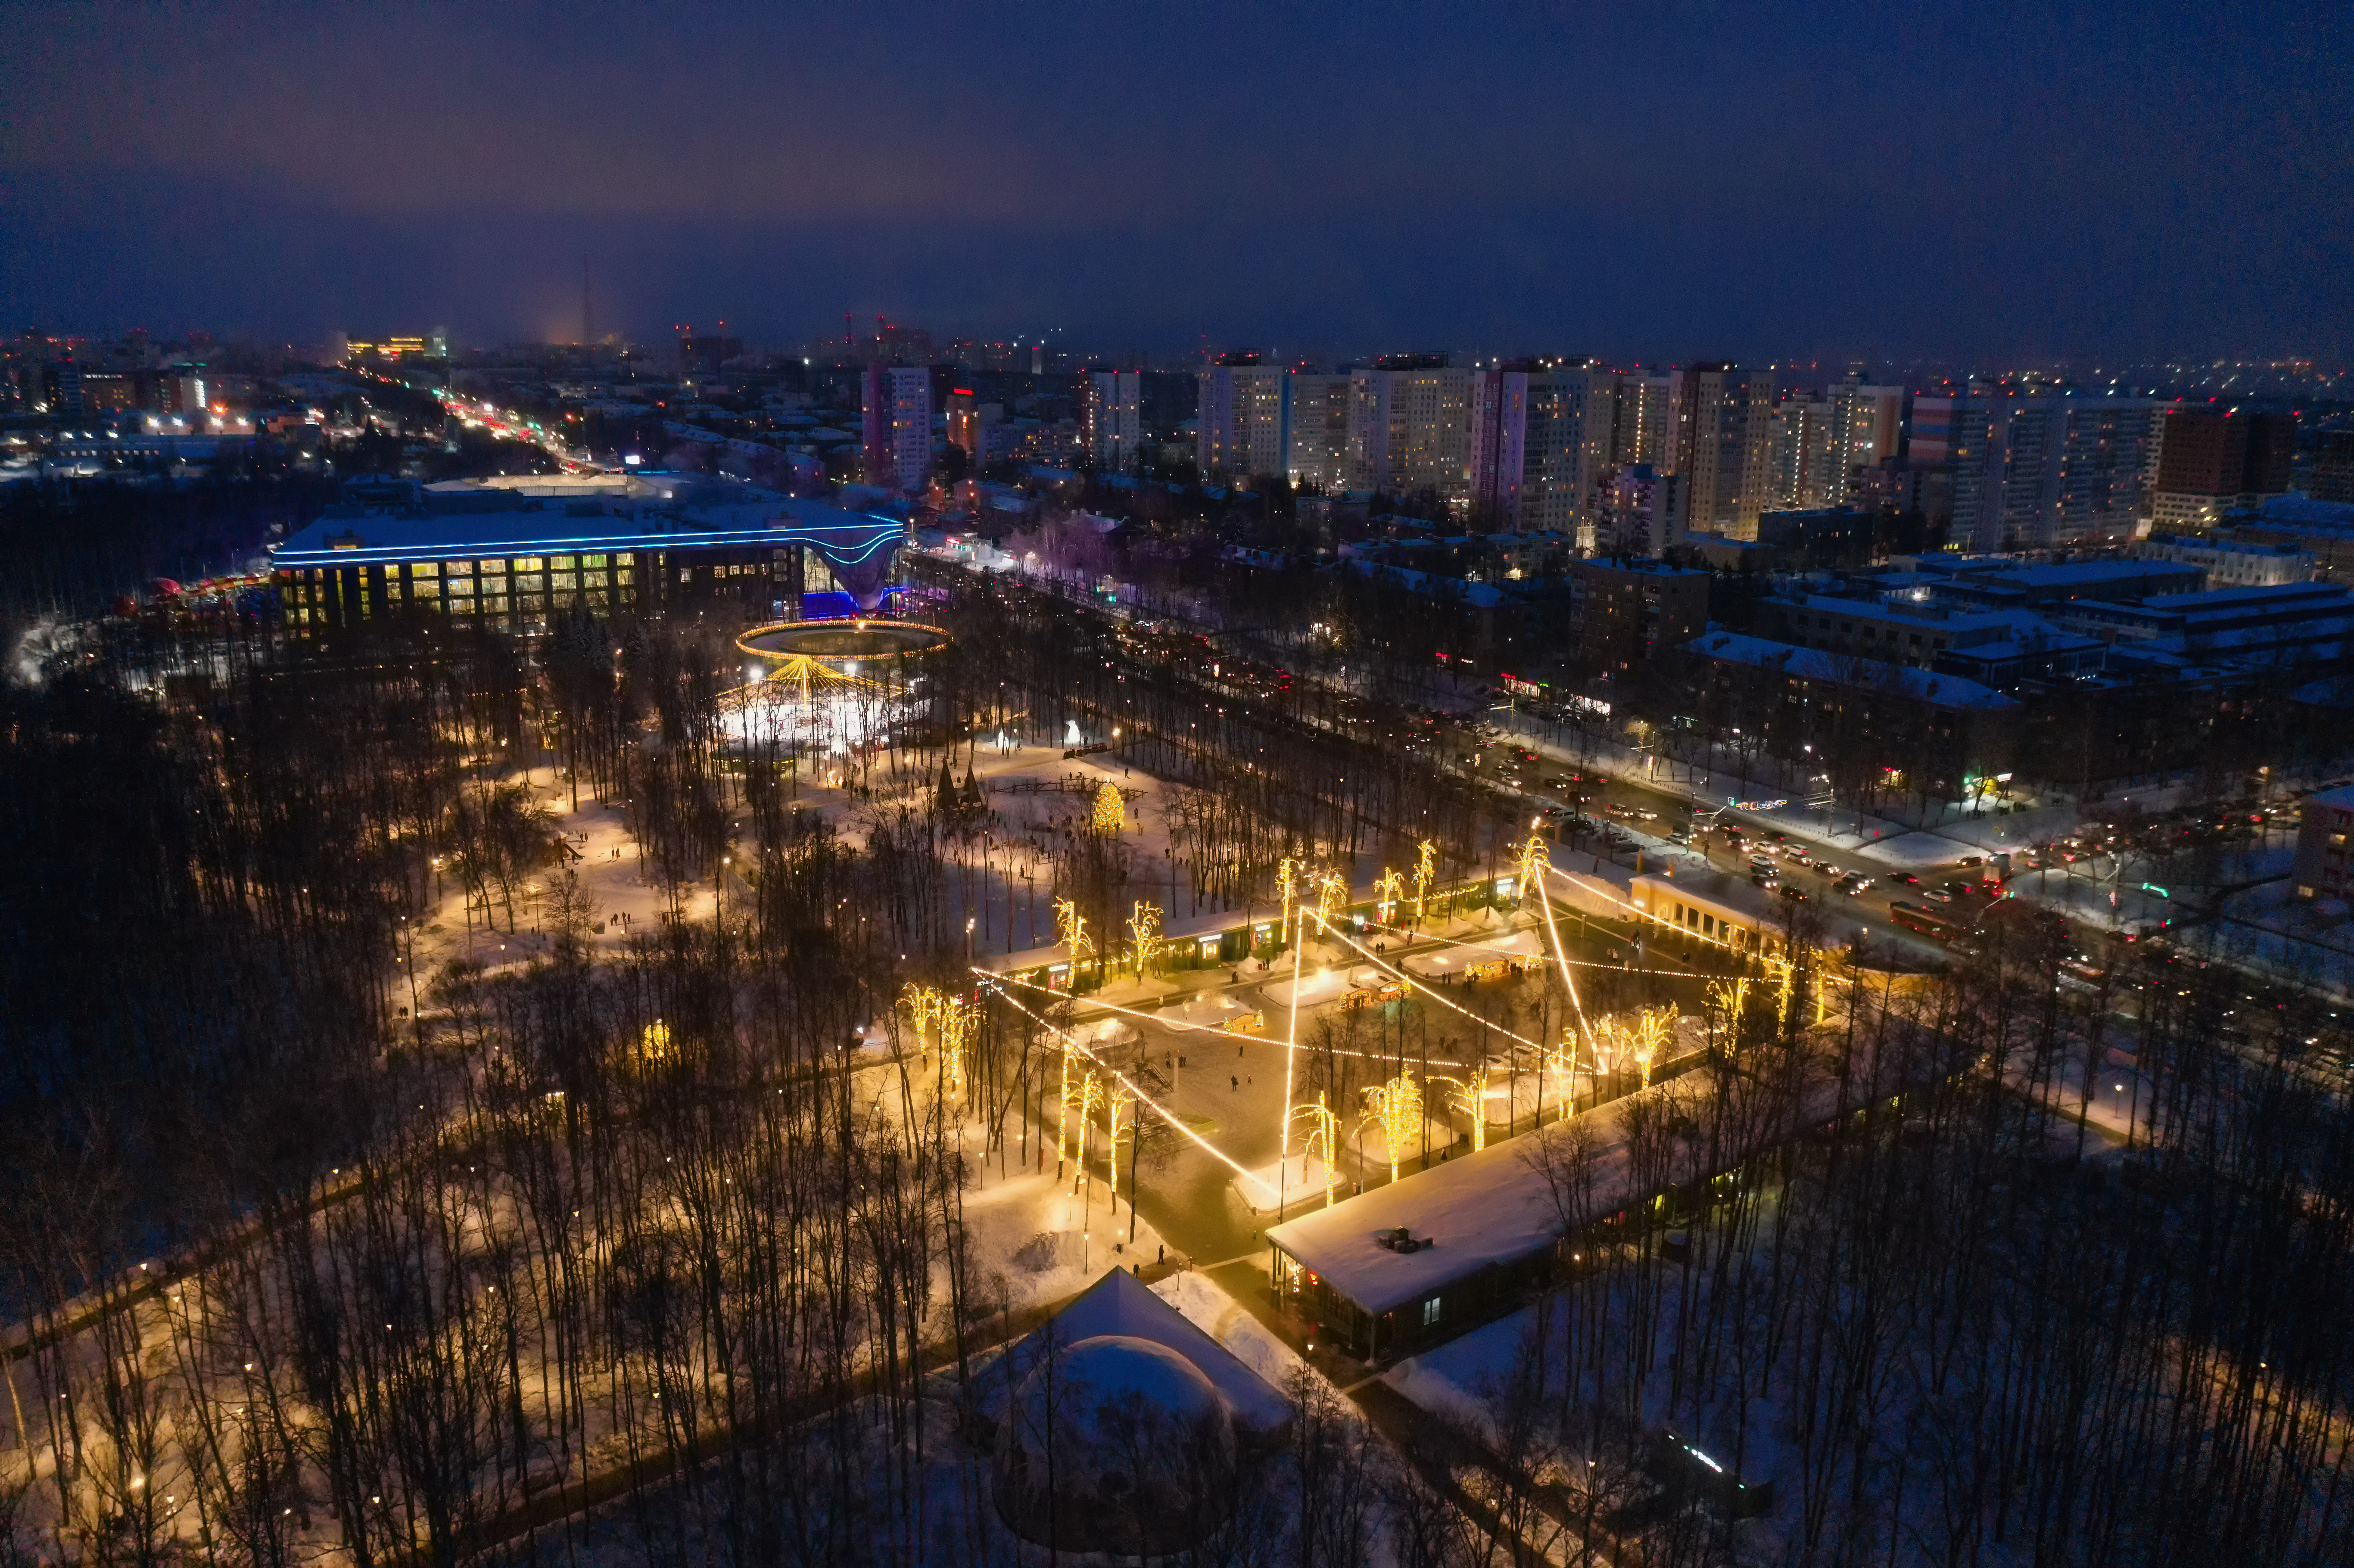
5;2;2350;362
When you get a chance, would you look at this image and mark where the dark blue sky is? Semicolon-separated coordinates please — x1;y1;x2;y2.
4;2;2347;364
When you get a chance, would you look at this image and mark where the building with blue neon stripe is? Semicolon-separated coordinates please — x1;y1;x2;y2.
270;475;909;632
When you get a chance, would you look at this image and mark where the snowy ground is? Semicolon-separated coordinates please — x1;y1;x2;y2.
2204;871;2354;1000
401;736;1206;981
951;1128;1171;1312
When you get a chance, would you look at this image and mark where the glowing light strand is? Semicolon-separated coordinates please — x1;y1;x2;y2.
981;975;1265;1185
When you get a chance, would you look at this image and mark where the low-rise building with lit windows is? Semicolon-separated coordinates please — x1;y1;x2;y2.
2294;783;2354;904
1629;870;1783;955
270;474;907;633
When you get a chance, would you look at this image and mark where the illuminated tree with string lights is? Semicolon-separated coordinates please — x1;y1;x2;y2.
1289;1091;1343;1208
937;996;975;1097
1589;1014;1621;1083
1708;975;1753;1056
1072;1068;1105;1199
1105;1083;1133;1219
1091;778;1126;836
1544;1026;1579;1090
1360;1074;1423;1184
1515;829;1549;897
1125;899;1164;980
1055;1038;1085;1178
1054;896;1091;971
1629;1004;1676;1089
637;1017;676;1067
1276;854;1303;937
899;981;947;1054
1316;870;1348;930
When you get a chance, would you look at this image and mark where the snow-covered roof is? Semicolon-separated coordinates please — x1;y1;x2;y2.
2255;496;2354;529
1271;1066;1865;1321
995;1268;1290;1431
1260;967;1353;1008
2302;783;2354;813
1684;632;2019;710
1265;1135;1569;1318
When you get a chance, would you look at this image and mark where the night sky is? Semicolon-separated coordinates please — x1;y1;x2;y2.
4;2;2348;363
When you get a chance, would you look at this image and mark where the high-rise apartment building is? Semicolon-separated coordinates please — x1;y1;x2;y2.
1285;372;1354;494
1197;358;1287;484
1080;370;1142;471
861;364;932;495
1469;364;1600;535
1831;372;1906;482
2311;430;2354;504
945;388;1004;464
1767;374;1906;511
2149;408;2297;530
1349;358;1474;504
1469;370;1529;526
1767;391;1841;512
1667;364;1777;541
1600;464;1679;557
1603;371;1676;470
1911;392;2161;550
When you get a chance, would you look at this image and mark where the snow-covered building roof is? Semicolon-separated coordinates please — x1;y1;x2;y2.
1683;632;2020;710
1269;1065;1868;1344
1264;1134;1569;1319
989;1267;1290;1432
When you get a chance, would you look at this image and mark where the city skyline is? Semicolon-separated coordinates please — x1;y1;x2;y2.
3;3;2348;361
